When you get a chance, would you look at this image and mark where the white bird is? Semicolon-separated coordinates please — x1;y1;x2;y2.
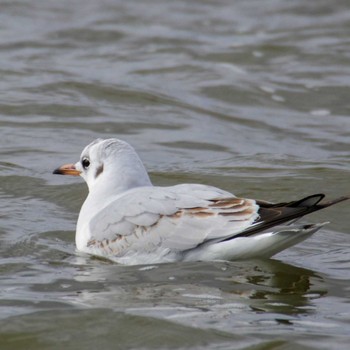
53;138;348;265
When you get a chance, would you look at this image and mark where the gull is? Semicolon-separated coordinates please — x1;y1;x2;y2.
53;138;348;265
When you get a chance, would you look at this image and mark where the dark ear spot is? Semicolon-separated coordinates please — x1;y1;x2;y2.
95;164;104;178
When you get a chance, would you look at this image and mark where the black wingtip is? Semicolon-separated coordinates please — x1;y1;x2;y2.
228;193;348;240
319;195;350;208
287;194;325;208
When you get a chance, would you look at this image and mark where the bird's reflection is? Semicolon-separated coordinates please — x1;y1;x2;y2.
216;259;325;315
65;255;326;323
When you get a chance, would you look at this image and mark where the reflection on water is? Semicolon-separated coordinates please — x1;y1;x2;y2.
0;253;331;349
27;257;321;338
69;259;325;320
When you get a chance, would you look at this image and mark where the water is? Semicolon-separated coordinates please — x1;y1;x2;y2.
0;0;349;349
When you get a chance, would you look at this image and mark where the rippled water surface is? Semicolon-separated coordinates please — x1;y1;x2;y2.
1;0;350;349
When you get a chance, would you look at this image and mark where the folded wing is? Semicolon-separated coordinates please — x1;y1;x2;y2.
87;185;349;259
87;184;259;256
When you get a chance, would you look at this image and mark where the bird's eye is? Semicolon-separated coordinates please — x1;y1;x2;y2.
82;158;90;169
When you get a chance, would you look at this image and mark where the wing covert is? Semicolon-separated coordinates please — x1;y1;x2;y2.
87;185;259;257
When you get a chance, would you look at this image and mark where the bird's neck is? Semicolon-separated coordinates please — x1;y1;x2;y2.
90;172;151;202
84;154;152;214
